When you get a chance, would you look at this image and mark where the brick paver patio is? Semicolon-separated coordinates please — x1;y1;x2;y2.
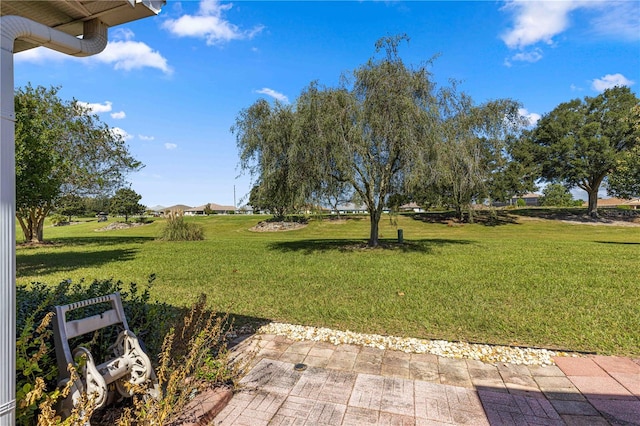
212;334;640;425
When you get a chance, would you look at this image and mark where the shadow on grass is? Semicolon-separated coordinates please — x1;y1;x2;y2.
267;238;473;254
595;241;640;245
49;235;155;246
409;211;520;227
17;248;139;277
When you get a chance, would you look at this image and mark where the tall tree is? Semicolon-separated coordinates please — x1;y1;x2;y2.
15;85;141;242
523;86;639;217
607;104;640;199
607;146;640;199
426;90;527;222
297;35;439;246
233;99;306;220
55;194;85;222
109;188;145;222
485;131;539;204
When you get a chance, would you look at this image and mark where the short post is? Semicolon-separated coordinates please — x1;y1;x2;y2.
397;229;404;244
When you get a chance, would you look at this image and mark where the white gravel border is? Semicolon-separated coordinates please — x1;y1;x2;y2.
256;322;579;366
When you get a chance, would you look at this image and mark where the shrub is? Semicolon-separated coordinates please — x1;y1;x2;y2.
539;183;575;207
135;216;152;224
49;214;68;226
110;295;246;426
158;211;204;241
15;277;247;425
16;277;176;425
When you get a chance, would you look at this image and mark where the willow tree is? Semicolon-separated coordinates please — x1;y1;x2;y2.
15;85;141;243
427;90;527;222
296;35;439;246
233;99;308;219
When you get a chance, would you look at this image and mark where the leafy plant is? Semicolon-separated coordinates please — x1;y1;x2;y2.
49;215;67;227
539;183;575;207
93;294;246;426
16;277;175;425
16;279;243;425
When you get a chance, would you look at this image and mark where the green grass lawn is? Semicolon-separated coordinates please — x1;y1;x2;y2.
15;211;640;356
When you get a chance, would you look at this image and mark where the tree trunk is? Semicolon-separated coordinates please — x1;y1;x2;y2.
368;210;381;247
36;216;44;242
587;189;599;218
17;206;48;243
17;216;30;244
583;174;605;218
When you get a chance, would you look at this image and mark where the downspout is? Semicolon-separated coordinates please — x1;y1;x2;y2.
0;17;108;425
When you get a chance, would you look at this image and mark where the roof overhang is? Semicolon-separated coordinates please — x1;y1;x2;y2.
0;0;164;53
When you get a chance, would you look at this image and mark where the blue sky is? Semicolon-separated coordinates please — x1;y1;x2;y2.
14;0;640;208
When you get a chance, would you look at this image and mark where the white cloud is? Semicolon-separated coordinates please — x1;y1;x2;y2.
139;134;155;141
111;111;126;120
96;40;172;74
519;108;541;127
570;84;584;92
15;46;68;63
78;101;112;113
164;143;177;150
162;0;264;45
112;28;136;42
501;1;580;49
14;30;171;75
506;48;543;65
256;88;289;103
500;0;637;66
591;73;635;92
111;127;133;141
589;1;640;41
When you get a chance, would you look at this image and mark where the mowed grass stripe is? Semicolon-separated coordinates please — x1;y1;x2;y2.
16;213;640;356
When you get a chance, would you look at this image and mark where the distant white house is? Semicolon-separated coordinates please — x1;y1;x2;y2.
331;203;369;215
156;205;192;215
184;203;237;215
237;205;254;214
399;202;425;213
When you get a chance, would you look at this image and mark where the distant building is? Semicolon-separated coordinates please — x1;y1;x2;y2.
158;205;192;214
331;203;369;215
512;193;540;206
184;203;236;215
491;193;541;207
237;205;254;214
583;198;640;210
399;203;425;213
